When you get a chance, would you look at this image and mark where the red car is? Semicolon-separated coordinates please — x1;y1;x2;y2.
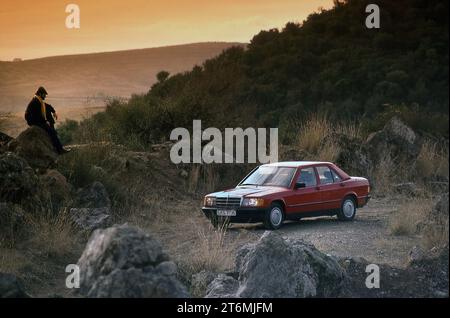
202;161;371;229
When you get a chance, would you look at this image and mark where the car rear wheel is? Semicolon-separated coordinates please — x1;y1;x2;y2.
263;202;285;230
337;196;356;221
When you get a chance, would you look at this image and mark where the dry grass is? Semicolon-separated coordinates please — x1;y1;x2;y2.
416;140;449;180
25;209;76;258
297;113;362;161
298;114;333;154
185;222;239;273
422;217;449;250
389;198;432;236
316;139;341;162
368;153;396;196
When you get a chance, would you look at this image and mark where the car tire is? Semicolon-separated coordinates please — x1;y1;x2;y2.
263;202;285;230
337;196;356;221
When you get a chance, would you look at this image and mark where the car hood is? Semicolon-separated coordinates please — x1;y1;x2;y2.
208;186;287;198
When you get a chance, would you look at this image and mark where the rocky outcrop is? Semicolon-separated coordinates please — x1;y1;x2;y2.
366;117;422;165
77;224;189;298
190;270;219;298
0;152;40;206
70;207;111;232
73;182;111;209
70;182;112;232
0;273;29;298
0;131;13;148
39;169;72;212
206;232;347;298
7;126;58;170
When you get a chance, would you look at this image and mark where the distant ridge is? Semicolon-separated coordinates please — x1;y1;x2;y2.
0;42;245;112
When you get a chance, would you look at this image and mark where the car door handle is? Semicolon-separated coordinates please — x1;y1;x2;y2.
340;183;345;187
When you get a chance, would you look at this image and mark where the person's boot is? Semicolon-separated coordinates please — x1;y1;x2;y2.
58;147;71;155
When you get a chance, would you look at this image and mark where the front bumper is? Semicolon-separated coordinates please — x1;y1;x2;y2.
202;207;267;223
358;195;371;208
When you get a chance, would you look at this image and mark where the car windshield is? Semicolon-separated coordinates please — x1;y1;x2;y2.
240;166;296;188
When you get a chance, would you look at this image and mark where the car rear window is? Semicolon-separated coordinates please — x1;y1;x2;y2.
316;166;334;185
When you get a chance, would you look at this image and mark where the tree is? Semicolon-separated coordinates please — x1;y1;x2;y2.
156;71;170;83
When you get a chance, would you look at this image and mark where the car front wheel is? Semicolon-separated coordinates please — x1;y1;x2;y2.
337;196;356;221
263;202;285;230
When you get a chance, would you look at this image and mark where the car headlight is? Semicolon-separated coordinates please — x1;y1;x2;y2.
242;198;264;207
204;196;216;207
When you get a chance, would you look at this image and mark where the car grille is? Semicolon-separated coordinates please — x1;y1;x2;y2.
215;197;241;209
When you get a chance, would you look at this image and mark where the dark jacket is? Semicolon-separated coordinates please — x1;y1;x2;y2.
25;97;47;126
45;103;56;126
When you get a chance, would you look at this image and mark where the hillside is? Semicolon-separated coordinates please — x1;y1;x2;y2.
0;42;243;112
76;0;448;146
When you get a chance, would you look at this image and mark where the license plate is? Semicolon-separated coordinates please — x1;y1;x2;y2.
217;209;236;217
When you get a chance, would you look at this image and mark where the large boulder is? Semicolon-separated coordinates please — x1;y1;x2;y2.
365;117;422;165
206;232;347;298
0;273;29;298
7;126;58;170
70;182;112;232
77;224;189;298
39;169;72;212
73;182;111;209
70;207;111;232
0;131;13;148
321;133;371;177
0;152;40;206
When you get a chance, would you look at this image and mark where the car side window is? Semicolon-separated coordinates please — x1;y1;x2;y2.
331;169;342;182
297;167;317;187
316;166;334;185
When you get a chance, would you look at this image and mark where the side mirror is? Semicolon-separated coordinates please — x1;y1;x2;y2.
295;182;306;189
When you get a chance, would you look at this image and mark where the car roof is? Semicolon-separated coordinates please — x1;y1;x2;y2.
261;161;333;168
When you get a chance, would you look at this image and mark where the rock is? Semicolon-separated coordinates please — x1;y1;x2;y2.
205;274;240;298
0;152;40;205
206;232;347;298
191;270;219;298
77;224;189;298
74;181;111;209
0;202;26;247
322;133;371;177
408;245;426;263
0;131;13;148
39;169;72;211
7;126;58;170
366;117;422;165
0;273;29;298
70;207;111;232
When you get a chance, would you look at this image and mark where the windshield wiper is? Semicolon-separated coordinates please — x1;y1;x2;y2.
240;183;260;186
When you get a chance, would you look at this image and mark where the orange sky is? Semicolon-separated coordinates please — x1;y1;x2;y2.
0;0;333;61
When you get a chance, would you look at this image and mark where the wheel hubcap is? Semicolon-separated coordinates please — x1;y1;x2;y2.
270;207;282;226
343;200;355;218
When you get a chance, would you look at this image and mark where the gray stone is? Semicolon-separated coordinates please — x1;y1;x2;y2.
206;232;347;298
7;126;58;170
77;224;189;298
74;181;111;209
70;207;111;232
0;273;29;298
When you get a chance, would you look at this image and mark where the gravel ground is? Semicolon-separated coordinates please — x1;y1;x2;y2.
228;196;421;268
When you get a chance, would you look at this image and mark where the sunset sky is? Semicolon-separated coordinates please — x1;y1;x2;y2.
0;0;333;61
